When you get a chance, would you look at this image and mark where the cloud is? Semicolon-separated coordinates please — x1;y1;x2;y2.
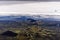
0;1;59;15
0;0;60;1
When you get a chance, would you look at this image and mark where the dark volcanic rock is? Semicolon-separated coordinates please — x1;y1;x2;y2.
1;31;18;37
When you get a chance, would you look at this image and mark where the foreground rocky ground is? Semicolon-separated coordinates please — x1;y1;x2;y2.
0;26;58;40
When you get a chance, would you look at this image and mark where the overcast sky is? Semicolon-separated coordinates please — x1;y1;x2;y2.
0;0;60;1
0;1;59;16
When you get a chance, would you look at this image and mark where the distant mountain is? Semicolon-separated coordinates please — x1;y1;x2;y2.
0;15;59;28
0;15;58;23
0;15;57;21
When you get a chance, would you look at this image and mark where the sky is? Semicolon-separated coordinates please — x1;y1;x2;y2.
0;0;60;1
0;1;60;15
